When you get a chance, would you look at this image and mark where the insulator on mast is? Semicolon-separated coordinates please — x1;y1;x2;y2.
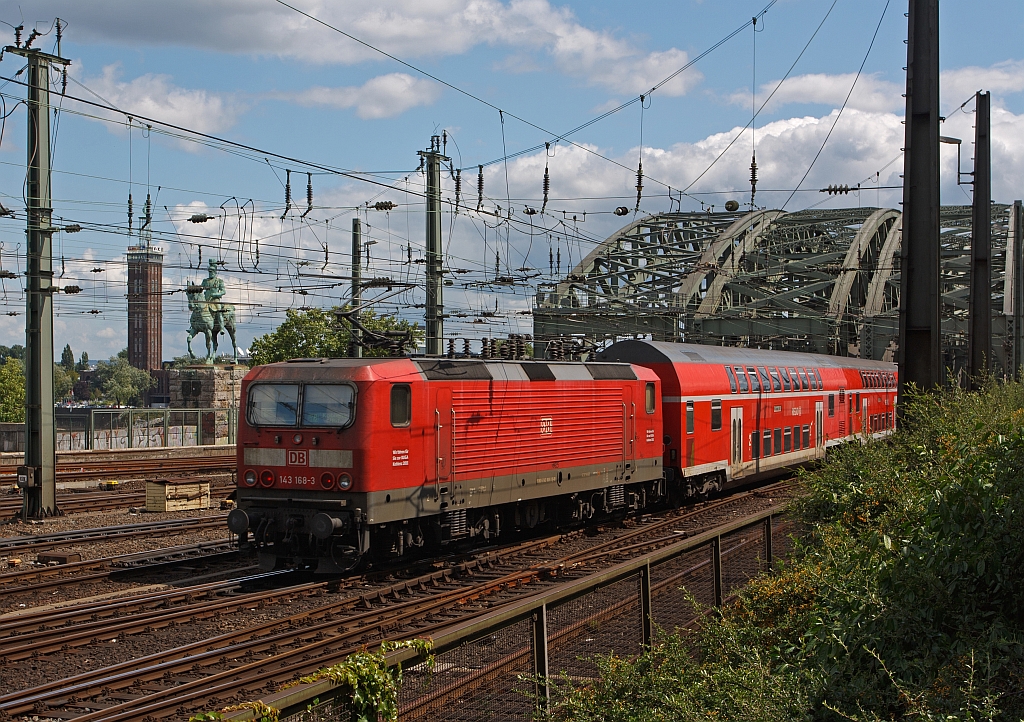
281;169;292;220
634;160;643;211
127;193;134;236
454;168;462;213
542;143;551;213
301;172;313;218
549;246;554;276
142;193;152;232
477;165;484;212
749;154;758;209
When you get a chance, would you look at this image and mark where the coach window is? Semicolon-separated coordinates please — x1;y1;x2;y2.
747;366;761;392
763;429;772;457
774;428;783;455
758;367;772;392
797;368;808;390
792;426;800;450
725;366;738;393
790;368;804;391
803;425;811;448
711;400;722;431
390;384;412;427
734;366;749;393
768;368;782;392
828;394;835;417
784;427;792;452
686;401;695;434
780;367;792;392
645;383;656;413
751;431;760;458
814;369;824;389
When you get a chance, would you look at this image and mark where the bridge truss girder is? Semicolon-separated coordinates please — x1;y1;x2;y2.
533;205;1017;376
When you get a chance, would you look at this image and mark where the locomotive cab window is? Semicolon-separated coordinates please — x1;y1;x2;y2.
391;384;412;427
301;384;355;427
711;400;722;431
645;383;656;413
248;384;300;427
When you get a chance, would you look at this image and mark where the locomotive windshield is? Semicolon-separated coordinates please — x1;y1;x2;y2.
246;383;355;427
301;384;355;426
248;384;299;426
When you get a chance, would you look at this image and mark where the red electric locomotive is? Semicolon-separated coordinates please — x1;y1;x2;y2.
228;356;665;572
227;340;897;571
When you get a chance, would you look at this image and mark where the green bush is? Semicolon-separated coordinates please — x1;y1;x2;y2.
552;383;1024;721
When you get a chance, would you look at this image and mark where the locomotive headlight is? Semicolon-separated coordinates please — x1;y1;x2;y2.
259;469;275;487
338;473;352;490
243;470;257;486
293;433;303;445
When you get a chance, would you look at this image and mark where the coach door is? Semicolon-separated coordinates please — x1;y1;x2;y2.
730;406;743;470
434;389;453;501
815;401;824;450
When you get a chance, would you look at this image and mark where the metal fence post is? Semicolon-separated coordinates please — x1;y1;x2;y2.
640;563;653;646
163;410;169;447
128;409;134;448
533;603;550;714
765;515;774;567
712;536;723;607
86;408;93;450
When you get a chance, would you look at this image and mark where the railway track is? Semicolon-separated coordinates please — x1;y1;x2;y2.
0;481;235;516
0;481;790;721
0;515;228;554
0;538;241;595
0;455;235;484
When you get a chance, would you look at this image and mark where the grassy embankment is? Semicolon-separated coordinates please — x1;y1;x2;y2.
552;384;1024;721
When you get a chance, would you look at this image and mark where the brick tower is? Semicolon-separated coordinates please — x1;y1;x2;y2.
126;214;163;372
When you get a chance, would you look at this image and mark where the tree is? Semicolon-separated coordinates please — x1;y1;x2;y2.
0;344;25;362
0;358;24;422
249;307;421;366
92;351;155;406
53;363;77;402
60;344;75;371
75;351;89;371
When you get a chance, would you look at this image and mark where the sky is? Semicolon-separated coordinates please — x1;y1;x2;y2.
0;0;1022;363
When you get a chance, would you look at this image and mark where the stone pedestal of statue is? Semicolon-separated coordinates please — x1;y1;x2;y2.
167;365;247;443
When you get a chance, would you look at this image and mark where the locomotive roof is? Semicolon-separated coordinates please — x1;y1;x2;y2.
597;340;896;371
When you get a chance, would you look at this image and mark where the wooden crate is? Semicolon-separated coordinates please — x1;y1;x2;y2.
145;479;211;512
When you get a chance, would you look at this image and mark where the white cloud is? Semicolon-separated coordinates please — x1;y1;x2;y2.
74;63;241;138
732;73;903;114
739;61;1024;118
942;60;1024;109
287;73;441;119
8;0;700;96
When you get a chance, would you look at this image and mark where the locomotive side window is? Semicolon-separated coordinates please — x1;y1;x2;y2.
828;394;835;417
686;401;695;434
734;366;749;393
711;400;722;431
725;366;738;393
302;385;355;427
391;384;412;427
645;383;656;413
747;366;761;392
248;384;299;426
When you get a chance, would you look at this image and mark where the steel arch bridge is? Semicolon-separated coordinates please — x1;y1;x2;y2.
533;204;1024;376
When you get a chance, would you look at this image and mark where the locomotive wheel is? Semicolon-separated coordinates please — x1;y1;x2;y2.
523;501;540;529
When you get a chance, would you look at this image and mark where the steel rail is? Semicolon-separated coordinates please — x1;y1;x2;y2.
0;515;227;553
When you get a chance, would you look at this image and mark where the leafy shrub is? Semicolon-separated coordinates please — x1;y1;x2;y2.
551;383;1024;721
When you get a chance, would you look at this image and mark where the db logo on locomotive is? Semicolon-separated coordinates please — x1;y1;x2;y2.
287;449;308;466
